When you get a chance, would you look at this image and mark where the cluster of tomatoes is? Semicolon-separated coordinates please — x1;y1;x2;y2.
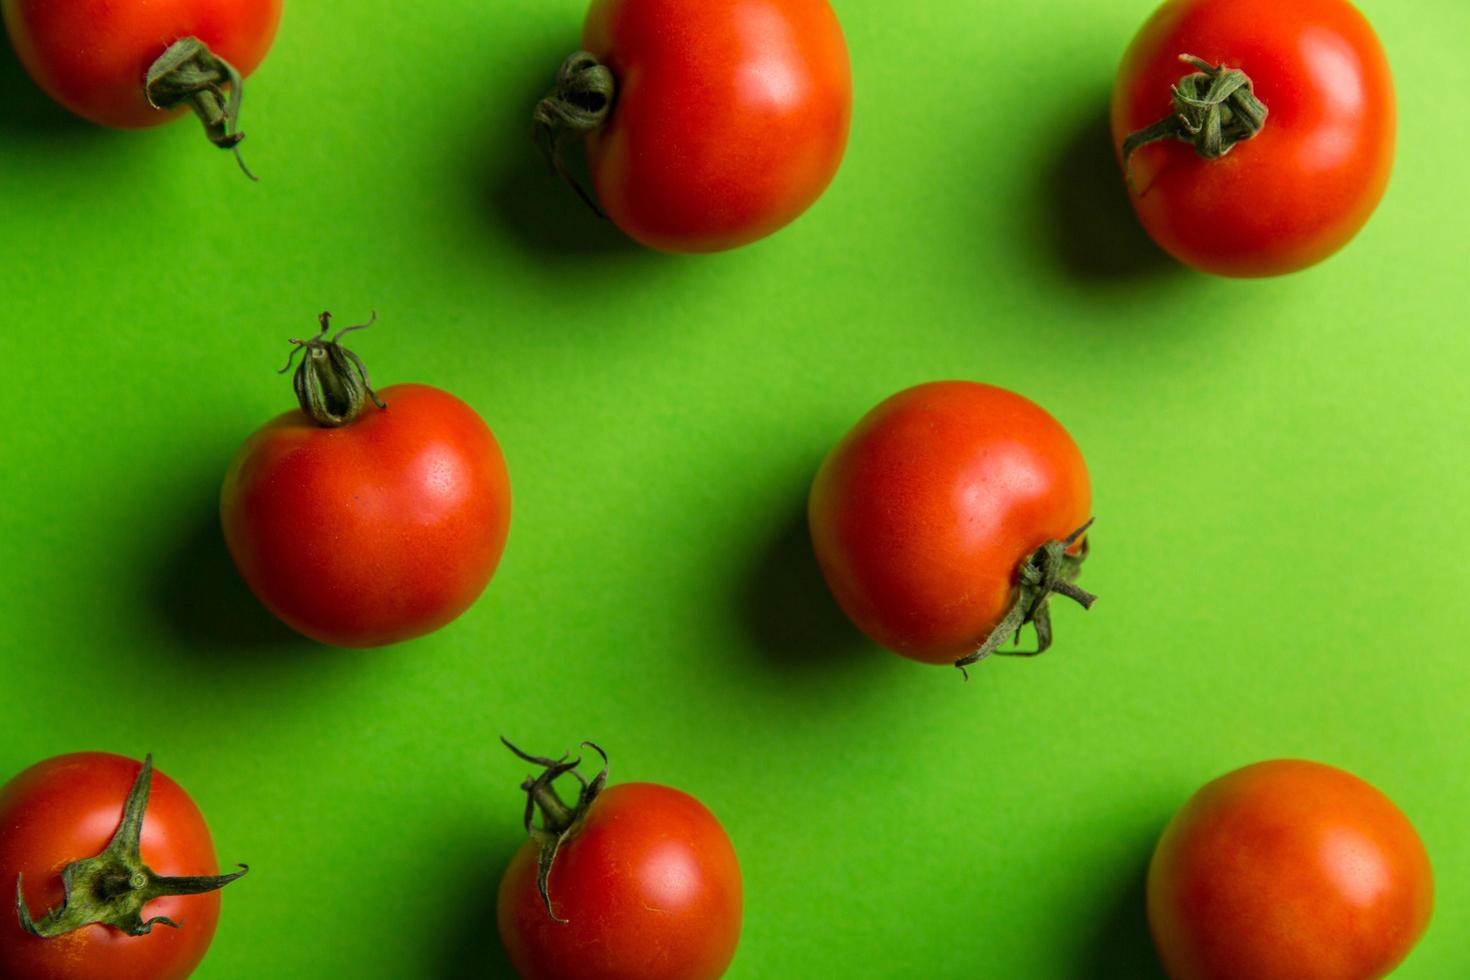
0;0;1422;978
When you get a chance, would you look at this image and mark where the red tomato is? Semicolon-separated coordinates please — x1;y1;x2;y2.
809;381;1093;668
0;753;244;980
220;314;511;648
536;0;852;252
1148;760;1434;980
497;742;743;980
1111;0;1395;277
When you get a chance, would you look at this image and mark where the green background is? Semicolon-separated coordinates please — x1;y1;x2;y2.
2;0;1467;975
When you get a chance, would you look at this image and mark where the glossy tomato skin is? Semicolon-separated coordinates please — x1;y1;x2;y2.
1111;0;1395;277
221;383;511;648
581;0;851;253
2;0;282;129
1148;760;1434;980
0;754;227;980
809;381;1091;664
498;782;743;980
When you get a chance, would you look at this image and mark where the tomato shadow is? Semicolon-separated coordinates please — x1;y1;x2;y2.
147;486;314;658
735;496;875;673
0;37;106;139
1034;103;1178;284
434;831;521;979
1074;835;1167;979
457;42;655;261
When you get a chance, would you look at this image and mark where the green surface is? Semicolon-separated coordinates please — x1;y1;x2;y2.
1;0;1467;976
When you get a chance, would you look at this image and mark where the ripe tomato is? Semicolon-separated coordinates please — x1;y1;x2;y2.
497;741;743;980
220;313;511;648
2;0;281;171
808;381;1093;669
1148;760;1434;980
1111;0;1395;277
534;0;852;253
0;753;246;980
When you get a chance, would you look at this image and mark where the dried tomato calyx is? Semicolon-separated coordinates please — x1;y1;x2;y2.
955;518;1097;675
145;37;257;180
279;311;387;428
501;737;609;924
1121;54;1269;169
532;51;617;217
15;755;248;939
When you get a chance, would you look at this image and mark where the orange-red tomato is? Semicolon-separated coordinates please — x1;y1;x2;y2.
221;381;511;648
0;754;231;980
809;381;1092;666
1111;0;1395;277
1148;760;1434;980
2;0;281;129
498;782;744;980
569;0;851;252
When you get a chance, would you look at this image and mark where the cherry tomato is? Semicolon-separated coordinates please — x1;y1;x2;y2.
0;753;246;980
535;0;852;253
1148;760;1434;980
1111;0;1395;277
220;313;511;648
808;381;1093;669
2;0;281;171
497;741;743;980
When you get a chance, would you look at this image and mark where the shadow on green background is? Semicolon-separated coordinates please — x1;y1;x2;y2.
456;39;650;262
0;33;104;136
1075;837;1167;979
1036;103;1175;284
149;480;312;657
435;831;521;979
737;501;873;673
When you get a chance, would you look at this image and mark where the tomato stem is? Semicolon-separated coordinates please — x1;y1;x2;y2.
1121;55;1268;174
15;755;248;939
501;737;609;923
954;519;1097;676
533;51;617;217
280;311;387;428
145;37;258;180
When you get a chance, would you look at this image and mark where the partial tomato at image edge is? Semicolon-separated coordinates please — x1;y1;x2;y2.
1;0;283;177
496;739;743;980
809;380;1095;673
0;753;246;980
1111;0;1395;277
1148;759;1433;979
534;0;852;253
220;312;512;648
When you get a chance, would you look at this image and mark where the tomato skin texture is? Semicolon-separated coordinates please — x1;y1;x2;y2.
0;754;227;980
497;782;743;980
808;381;1091;664
580;0;851;253
1;0;282;129
220;383;512;648
1148;760;1433;980
1111;0;1395;277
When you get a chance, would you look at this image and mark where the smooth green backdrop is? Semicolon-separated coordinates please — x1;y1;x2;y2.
2;0;1467;976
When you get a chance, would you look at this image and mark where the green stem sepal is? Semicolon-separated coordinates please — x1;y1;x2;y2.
502;737;609;923
954;519;1097;676
1121;55;1268;173
144;37;257;180
532;51;617;216
15;755;248;939
280;311;387;428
